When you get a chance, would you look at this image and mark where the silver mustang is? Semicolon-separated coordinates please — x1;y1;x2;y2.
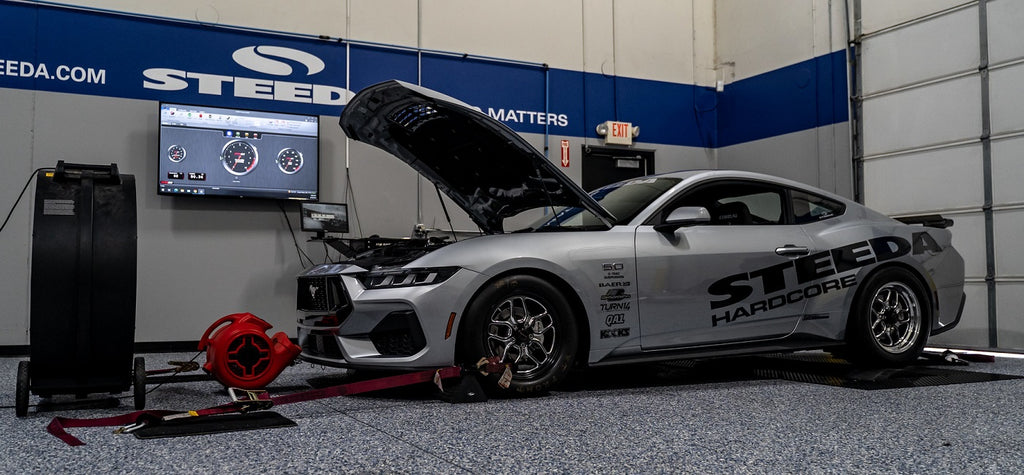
297;80;965;394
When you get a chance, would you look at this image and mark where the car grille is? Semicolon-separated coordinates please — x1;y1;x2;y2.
297;275;348;312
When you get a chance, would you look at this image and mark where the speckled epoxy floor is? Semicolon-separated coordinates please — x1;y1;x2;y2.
2;351;1024;473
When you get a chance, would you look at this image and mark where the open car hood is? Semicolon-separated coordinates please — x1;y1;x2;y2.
339;80;614;234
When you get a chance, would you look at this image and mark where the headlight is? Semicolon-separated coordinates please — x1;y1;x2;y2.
359;267;460;289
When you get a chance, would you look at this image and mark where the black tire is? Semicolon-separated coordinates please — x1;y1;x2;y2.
846;267;930;366
133;356;146;410
460;275;578;395
16;360;30;418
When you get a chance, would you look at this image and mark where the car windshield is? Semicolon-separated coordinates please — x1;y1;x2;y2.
528;177;680;231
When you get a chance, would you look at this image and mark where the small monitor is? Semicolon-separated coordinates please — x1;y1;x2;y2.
301;202;349;234
158;102;319;201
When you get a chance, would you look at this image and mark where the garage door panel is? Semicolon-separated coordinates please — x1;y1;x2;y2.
988;0;1024;64
994;209;1024;277
992;136;1024;205
989;63;1024;135
929;282;989;348
996;283;1024;348
860;1;1020;350
860;0;971;36
862;6;979;95
862;76;981;156
863;144;982;214
946;212;988;280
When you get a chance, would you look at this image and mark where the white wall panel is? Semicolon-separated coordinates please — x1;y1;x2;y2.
582;0;615;77
715;0;846;83
349;0;418;46
422;0;696;82
60;0;350;37
930;282;989;347
420;1;584;71
861;6;978;95
861;75;981;156
862;144;982;214
996;283;1024;348
691;0;718;87
859;0;971;35
0;89;34;345
608;0;694;83
54;0;708;77
715;0;813;82
989;63;1024;136
993;209;1024;277
992;136;1024;206
815;0;850;58
987;0;1024;64
345;141;422;238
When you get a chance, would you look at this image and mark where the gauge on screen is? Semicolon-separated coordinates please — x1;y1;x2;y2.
221;140;258;176
167;144;187;163
277;148;303;174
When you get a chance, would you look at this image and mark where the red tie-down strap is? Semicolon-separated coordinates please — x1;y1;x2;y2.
45;365;478;446
47;410;178;447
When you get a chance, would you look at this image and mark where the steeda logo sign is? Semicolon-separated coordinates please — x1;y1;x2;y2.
143;45;348;105
231;46;325;76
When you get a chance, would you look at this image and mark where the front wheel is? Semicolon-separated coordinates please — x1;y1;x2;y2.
460;275;577;395
846;267;930;366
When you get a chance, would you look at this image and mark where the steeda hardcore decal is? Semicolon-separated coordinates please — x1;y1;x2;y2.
708;233;941;327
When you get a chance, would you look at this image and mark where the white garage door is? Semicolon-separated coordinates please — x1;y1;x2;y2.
856;0;1024;349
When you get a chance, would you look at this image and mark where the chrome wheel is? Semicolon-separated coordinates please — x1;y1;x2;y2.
486;296;557;377
868;282;922;354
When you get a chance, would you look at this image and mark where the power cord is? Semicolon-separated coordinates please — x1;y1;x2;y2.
0;167;54;234
278;201;315;268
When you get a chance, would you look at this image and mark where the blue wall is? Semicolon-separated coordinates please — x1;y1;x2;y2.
0;1;847;149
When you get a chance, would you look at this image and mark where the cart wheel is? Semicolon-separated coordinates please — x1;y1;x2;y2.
16;361;30;418
133;356;146;410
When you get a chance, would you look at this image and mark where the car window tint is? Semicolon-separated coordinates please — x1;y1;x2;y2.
719;192;782;224
531;177;680;230
791;189;845;224
669;181;784;225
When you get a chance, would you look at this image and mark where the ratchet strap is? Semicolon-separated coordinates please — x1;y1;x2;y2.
47;360;507;446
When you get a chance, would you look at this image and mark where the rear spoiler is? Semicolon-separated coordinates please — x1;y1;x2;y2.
894;214;954;228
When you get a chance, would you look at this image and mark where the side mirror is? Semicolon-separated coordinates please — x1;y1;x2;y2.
653;206;711;234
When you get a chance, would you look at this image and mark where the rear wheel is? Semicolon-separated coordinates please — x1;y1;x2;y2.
460;275;577;395
846;267;930;366
16;361;30;417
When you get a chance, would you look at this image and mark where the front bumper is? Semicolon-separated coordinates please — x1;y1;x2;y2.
296;264;480;370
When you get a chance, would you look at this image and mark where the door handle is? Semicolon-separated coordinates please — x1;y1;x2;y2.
775;245;810;256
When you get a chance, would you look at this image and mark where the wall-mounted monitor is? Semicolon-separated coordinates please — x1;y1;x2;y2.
158;102;319;201
300;202;349;234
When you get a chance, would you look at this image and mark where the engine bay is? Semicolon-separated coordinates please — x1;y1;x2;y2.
323;234;454;270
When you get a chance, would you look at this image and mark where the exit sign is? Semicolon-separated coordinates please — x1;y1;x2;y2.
601;120;638;145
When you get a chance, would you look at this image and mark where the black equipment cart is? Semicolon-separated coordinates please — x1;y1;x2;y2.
15;161;145;417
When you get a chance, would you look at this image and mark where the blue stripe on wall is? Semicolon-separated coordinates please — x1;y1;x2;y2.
0;1;846;150
717;50;849;147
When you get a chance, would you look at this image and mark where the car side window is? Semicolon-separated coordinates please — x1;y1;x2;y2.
791;189;845;224
665;181;785;225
